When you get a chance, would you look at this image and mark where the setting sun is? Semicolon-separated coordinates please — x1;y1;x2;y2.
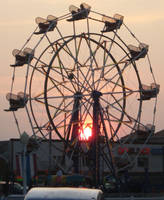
79;124;92;141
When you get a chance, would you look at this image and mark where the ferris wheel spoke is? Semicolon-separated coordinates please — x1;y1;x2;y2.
98;40;108;85
72;21;78;69
100;96;125;121
54;42;67;82
52;43;94;93
108;91;126;112
103;31;119;65
54;95;91;129
78;36;106;92
81;42;102;86
88;40;108;91
109;93;127;116
83;34;98;90
105;54;129;75
45;34;57;54
95;64;116;91
101;102;125;138
42;67;68;98
53;115;72;140
103;75;137;108
97;72;121;92
74;35;83;69
83;38;104;67
42;64;78;94
65;96;93;141
109;72;127;94
45;77;74;97
83;34;99;68
75;65;94;92
52;98;75;119
74;75;91;94
74;36;83;91
93;63;122;92
72;21;80;91
50;63;92;95
104;108;134;136
55;40;96;92
110;94;134;125
100;96;138;127
51;53;78;92
80;71;93;94
47;105;73;140
96;54;128;91
32;57;50;70
79;63;123;94
55;27;85;69
80;96;93;121
35;86;55;99
61;97;93;139
105;108;119;140
99;105;117;170
80;57;121;94
56;26;75;57
54;101;89;142
56;43;80;67
41;101;73;138
98;61;130;92
95;37;128;90
29;64;68;101
34;96;72;115
33;98;55;109
110;90;134;108
57;98;93;142
99;90;133;107
107;77;132;108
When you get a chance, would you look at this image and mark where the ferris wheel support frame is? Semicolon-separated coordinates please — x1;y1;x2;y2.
6;3;160;190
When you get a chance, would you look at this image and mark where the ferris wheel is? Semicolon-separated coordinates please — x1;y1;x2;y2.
6;3;159;185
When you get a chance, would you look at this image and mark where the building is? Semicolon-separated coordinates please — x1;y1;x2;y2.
0;130;164;186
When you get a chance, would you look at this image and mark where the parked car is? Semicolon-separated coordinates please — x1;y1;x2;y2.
6;194;24;200
24;187;103;200
0;181;23;195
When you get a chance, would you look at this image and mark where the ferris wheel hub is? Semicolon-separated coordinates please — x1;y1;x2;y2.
91;90;102;99
74;92;82;99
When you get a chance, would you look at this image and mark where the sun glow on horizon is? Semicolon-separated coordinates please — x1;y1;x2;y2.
79;124;92;141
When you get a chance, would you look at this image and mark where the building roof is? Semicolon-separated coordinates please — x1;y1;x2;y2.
120;129;164;145
154;129;164;137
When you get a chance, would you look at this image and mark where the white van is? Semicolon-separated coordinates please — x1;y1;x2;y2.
24;187;103;200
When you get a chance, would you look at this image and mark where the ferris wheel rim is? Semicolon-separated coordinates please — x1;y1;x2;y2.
28;32;145;143
43;32;141;142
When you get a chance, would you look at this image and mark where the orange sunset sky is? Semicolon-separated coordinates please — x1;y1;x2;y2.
0;0;164;140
